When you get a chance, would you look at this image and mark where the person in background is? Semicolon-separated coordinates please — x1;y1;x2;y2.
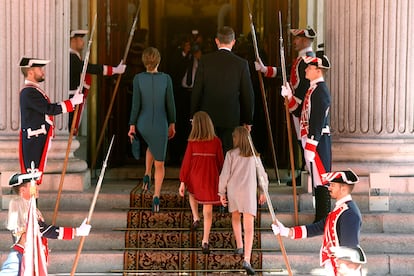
0;171;91;275
255;27;317;186
69;30;126;132
19;57;83;184
282;54;332;222
271;169;363;276
128;47;176;213
219;126;267;275
178;111;224;254
191;26;255;153
168;39;200;165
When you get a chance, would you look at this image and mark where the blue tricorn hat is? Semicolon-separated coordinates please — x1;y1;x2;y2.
290;27;317;39
70;29;88;38
19;57;50;68
303;55;331;70
9;171;42;187
322;169;359;185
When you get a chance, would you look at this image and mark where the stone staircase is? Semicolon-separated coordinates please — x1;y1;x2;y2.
0;166;413;275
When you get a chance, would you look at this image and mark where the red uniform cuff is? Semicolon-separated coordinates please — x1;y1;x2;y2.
63;99;74;113
105;65;113;76
59;227;75;240
265;66;274;77
13;244;24;254
292;226;307;239
305;139;318;152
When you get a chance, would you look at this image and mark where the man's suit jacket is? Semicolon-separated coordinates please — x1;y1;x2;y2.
191;49;254;128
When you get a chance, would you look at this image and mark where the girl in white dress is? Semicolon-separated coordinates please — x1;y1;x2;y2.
218;126;268;275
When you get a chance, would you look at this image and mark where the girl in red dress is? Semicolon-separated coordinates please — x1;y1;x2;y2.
179;111;224;254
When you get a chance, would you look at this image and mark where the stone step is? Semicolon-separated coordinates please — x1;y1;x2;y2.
262;252;414;276
47;251;124;274
260;232;414;254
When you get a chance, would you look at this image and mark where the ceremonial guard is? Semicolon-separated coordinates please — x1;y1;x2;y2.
282;54;332;222
69;30;126;132
19;57;83;184
271;169;366;276
0;171;91;275
255;27;317;185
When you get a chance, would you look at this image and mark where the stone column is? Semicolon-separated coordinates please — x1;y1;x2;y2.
325;0;414;176
0;0;88;197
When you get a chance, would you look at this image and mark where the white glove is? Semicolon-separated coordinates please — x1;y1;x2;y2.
271;220;290;237
70;92;84;106
281;85;293;99
254;58;267;74
304;148;315;162
76;218;91;236
112;60;126;74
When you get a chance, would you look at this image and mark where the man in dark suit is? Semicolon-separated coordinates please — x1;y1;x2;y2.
191;26;255;153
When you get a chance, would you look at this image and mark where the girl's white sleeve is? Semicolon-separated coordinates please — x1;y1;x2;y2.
218;151;232;196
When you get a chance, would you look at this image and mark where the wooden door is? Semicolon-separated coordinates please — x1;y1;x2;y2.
94;0;141;167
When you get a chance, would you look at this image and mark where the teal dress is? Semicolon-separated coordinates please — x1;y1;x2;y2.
129;72;176;161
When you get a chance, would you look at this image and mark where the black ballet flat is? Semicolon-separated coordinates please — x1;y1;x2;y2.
191;220;200;231
202;243;210;254
234;248;244;255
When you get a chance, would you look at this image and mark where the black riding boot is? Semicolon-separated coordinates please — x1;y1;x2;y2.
313;185;331;223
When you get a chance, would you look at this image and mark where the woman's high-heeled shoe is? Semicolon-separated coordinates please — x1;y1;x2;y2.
152;196;160;213
142;175;150;192
242;261;256;275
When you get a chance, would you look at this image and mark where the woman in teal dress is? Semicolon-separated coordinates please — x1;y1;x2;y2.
128;47;176;212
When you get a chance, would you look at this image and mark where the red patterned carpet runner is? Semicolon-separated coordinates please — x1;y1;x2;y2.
123;182;262;274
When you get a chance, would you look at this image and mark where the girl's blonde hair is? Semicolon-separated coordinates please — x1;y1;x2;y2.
188;111;216;141
142;47;161;71
232;126;259;157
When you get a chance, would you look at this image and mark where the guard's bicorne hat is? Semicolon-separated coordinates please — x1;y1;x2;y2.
322;169;359;185
302;54;331;70
290;27;316;39
19;57;50;68
330;245;367;264
9;171;42;187
70;29;88;38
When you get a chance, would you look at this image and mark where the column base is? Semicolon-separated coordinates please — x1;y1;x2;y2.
332;137;414;176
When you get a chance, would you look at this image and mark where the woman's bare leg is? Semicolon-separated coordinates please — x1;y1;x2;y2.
145;148;154;178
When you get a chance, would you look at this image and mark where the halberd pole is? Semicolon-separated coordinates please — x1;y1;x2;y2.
246;0;281;185
247;134;293;276
70;135;115;276
279;11;299;225
52;13;97;225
